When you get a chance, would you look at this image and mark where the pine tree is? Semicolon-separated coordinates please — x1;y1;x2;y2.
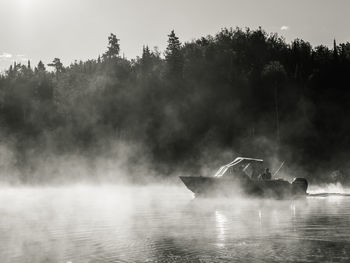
103;33;120;59
141;45;152;71
48;58;64;72
142;45;151;60
8;65;13;76
165;30;183;78
37;60;46;72
262;61;287;146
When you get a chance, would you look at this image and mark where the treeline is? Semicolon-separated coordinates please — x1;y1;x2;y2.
1;28;350;183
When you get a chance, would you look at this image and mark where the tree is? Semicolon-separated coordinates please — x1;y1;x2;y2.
333;39;338;60
262;61;287;145
103;33;120;59
48;58;64;72
165;30;183;77
140;45;152;71
37;60;46;72
142;45;151;60
1;28;350;182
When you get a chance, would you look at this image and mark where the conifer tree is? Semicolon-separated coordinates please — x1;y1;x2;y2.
37;60;46;72
165;30;183;78
103;33;120;59
48;58;64;72
141;45;152;70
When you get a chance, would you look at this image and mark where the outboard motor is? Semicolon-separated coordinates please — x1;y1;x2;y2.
292;178;308;195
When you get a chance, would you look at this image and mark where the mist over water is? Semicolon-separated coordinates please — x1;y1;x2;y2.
1;184;349;263
308;183;350;195
1;1;349;261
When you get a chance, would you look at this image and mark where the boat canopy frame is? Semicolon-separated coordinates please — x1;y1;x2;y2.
214;157;263;177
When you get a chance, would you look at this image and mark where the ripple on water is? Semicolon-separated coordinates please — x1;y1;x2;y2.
0;186;350;262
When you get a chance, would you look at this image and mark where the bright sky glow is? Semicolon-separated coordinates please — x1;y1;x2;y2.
0;0;349;72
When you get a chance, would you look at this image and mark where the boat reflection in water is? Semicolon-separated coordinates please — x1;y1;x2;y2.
215;210;227;248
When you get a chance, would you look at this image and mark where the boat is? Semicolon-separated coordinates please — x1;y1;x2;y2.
179;157;308;198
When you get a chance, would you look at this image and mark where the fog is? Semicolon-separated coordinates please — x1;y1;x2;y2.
1;130;348;262
1;2;350;261
0;184;349;262
1;27;350;187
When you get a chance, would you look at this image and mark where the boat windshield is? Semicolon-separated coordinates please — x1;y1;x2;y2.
214;157;263;178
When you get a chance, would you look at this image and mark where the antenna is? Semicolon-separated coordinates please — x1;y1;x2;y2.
273;161;285;177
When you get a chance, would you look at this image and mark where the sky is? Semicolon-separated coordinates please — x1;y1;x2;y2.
0;0;350;72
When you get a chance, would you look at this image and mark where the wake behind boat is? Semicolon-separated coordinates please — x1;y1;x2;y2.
179;157;308;198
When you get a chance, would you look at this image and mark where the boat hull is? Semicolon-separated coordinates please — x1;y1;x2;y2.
179;176;307;198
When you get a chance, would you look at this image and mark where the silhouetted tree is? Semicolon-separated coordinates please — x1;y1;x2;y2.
36;60;46;72
0;27;350;183
103;33;120;59
48;58;64;72
262;61;287;145
165;30;183;78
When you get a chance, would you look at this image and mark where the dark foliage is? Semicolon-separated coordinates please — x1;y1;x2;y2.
1;28;350;182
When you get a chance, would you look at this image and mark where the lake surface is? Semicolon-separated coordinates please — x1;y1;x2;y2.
0;185;349;262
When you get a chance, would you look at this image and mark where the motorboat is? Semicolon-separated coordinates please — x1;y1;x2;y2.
179;157;308;198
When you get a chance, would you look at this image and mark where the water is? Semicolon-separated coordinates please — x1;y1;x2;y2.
0;185;350;263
